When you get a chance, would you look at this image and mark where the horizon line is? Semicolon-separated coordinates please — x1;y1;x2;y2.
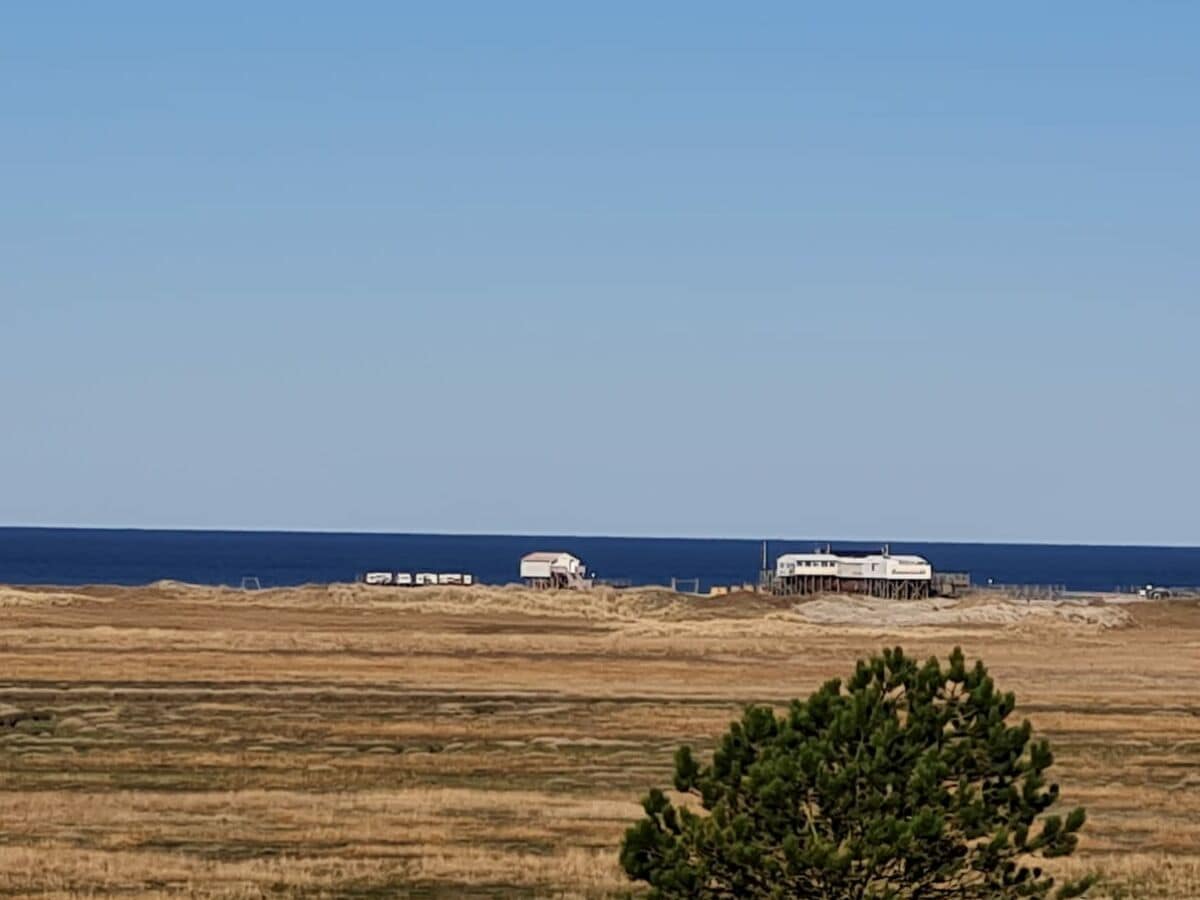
1;522;1198;551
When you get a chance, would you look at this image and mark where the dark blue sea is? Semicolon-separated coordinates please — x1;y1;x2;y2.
2;527;1200;592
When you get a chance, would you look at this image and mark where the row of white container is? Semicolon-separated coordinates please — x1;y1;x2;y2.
362;572;475;587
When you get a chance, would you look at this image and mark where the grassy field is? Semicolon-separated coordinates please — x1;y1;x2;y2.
1;581;1198;898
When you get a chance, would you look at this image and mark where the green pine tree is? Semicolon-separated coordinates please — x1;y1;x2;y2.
620;647;1095;899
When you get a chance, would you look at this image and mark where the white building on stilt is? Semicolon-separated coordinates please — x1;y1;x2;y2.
773;546;931;599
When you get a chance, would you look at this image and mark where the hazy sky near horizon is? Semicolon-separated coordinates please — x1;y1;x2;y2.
3;3;1198;544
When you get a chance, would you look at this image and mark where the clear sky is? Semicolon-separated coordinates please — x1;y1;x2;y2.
2;3;1197;544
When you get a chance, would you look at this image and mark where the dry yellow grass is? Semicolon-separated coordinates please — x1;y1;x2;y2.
0;581;1198;897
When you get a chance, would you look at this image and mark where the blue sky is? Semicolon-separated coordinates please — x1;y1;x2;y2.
2;3;1197;544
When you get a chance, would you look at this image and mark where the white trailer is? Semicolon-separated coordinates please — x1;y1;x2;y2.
394;572;414;586
415;572;439;586
363;572;394;586
520;552;591;589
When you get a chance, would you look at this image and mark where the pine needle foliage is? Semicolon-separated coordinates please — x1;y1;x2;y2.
620;647;1095;899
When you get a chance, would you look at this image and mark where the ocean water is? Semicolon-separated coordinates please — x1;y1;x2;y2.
2;527;1200;592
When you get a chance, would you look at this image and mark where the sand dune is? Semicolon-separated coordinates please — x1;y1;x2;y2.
0;580;1132;632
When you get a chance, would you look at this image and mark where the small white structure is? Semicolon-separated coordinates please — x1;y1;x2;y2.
415;572;439;586
520;552;591;590
363;571;394;586
394;572;414;586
